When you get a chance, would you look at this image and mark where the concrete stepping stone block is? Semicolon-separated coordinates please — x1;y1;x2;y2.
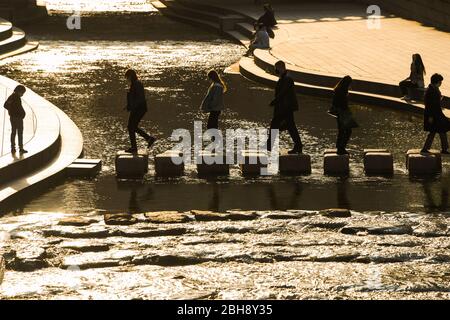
155;150;184;177
279;153;311;175
144;211;192;224
320;208;352;218
196;151;229;176
115;151;148;178
407;153;441;175
364;152;394;175
406;149;441;168
239;150;268;175
67;158;102;177
323;153;349;175
363;149;388;155
104;213;138;226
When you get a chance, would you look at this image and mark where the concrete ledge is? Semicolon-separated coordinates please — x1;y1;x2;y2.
324;153;350;175
406;149;441;169
196;151;229;176
67;159;102;177
155;150;184;177
279;153;311;175
239;150;268;175
115;151;148;179
364;152;394;175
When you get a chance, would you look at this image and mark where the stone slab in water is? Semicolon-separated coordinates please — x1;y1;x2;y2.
196;151;229;176
364;152;394;175
115;150;148;178
323;153;349;175
279;153;311;175
104;213;138;226
144;211;192;224
59;240;110;253
191;210;230;221
406;149;441;168
363;148;389;155
58;216;98;227
226;210;260;220
320;208;352;218
239;150;268;175
407;153;441;175
155;150;184;176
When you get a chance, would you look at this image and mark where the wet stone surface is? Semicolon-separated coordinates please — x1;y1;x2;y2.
0;210;449;299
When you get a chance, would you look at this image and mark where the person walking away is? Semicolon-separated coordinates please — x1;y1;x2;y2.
245;23;270;57
257;3;277;38
124;69;156;153
200;70;226;131
331;76;358;155
3;85;27;154
421;74;450;154
267;60;302;154
399;53;426;100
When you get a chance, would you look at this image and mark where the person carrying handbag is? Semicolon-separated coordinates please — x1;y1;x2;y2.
331;76;358;155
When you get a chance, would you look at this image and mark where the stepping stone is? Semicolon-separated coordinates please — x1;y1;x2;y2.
58;216;98;227
406;149;441;168
323;153;349;175
104;213;138;226
196;151;229;176
363;149;388;155
323;149;338;155
115;150;148;178
67;158;102;177
144;211;192;224
320;208;352;218
364;152;393;175
407;153;441;175
191;210;229;221
239;150;268;175
155;150;184;177
279;153;311;175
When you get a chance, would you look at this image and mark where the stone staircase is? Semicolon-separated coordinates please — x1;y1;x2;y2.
152;0;443;112
0;17;38;60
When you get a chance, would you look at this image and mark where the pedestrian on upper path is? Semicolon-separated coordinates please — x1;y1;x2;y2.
3;85;27;154
329;76;358;155
267;60;303;154
124;69;156;154
257;3;277;38
421;73;450;154
399;53;426;100
200;70;226;131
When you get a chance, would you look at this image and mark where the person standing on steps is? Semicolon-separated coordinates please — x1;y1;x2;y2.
3;85;27;154
201;70;226;131
124;69;156;154
330;76;358;155
267;60;302;154
421;74;450;154
399;53;426;100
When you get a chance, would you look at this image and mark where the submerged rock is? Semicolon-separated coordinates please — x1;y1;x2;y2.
62;250;139;270
43;227;110;239
226;211;259;221
58;216;98;227
367;225;413;235
320;209;352;218
144;212;192;224
59;240;110;253
113;227;187;238
191;210;229;221
104;213;138;226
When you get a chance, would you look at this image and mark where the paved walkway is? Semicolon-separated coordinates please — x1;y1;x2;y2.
204;1;450;98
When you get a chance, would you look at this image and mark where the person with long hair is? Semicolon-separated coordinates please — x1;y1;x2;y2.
124;69;155;153
399;53;426;100
201;70;226;130
332;75;358;155
421;74;450;154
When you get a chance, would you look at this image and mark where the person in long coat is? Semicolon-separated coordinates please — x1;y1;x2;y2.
267;60;302;154
421;73;450;154
200;70;226;130
124;69;156;153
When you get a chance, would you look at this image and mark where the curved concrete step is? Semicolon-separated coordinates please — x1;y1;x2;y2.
162;0;233;24
0;76;83;211
239;56;435;117
0;27;26;55
235;22;254;39
0;18;13;41
156;4;221;32
0;40;38;61
225;30;250;48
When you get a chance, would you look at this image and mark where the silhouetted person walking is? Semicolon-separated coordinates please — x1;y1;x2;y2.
421;74;450;154
201;70;226;130
330;76;358;155
124;69;155;154
399;53;426;100
267;60;302;154
3;85;27;154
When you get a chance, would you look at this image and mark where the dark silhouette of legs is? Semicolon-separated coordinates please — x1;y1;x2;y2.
10;117;24;152
267;111;302;152
422;132;448;152
127;111;152;152
399;79;417;97
336;120;352;154
207;111;221;130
